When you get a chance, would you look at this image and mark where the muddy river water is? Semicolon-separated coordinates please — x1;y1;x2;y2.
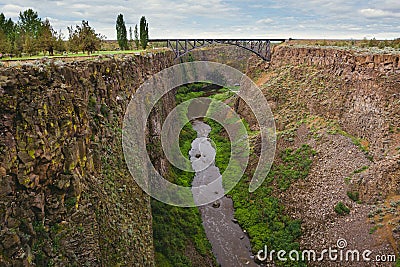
189;120;258;267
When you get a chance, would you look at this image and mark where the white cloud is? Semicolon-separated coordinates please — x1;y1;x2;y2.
256;18;273;24
2;4;34;18
360;8;400;19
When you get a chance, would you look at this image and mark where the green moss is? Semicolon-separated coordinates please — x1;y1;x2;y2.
28;149;35;159
43;103;48;115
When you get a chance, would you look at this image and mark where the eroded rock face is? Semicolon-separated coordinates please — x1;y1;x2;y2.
242;45;400;201
239;45;400;263
0;53;174;266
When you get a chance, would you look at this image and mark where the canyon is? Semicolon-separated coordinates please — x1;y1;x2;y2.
1;43;399;266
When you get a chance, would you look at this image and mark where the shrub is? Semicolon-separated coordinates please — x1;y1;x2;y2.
334;202;350;215
347;191;359;202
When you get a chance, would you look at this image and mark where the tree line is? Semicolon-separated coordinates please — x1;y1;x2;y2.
116;14;149;50
0;9;151;58
0;9;103;57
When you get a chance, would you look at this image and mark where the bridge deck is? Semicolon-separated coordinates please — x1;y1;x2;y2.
149;39;287;42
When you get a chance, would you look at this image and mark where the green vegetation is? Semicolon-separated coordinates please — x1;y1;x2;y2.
116;14;129;50
203;119;231;175
1;49;143;61
67;20;103;54
31;221;66;266
369;224;385;234
354;165;369;174
167;122;198;187
334;201;350;215
140;16;149;50
129;26;133;48
32;221;48;265
208;87;235;102
152;85;317;266
134;24;140;49
152;198;214;266
343;165;369;187
1;9;101;57
65;196;77;210
344;176;352;184
0;9;65;57
347;191;359;202
0;9;150;58
272;145;316;191
175;83;205;104
281;115;371;159
151;84;215;267
369;225;379;234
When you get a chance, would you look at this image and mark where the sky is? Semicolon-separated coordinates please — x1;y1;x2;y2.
1;0;400;40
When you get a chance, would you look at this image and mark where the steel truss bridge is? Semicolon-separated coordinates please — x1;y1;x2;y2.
149;39;287;61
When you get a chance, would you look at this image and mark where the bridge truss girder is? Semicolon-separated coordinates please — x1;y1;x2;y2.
150;39;286;61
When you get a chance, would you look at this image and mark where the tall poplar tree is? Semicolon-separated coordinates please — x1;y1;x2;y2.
139;16;149;49
116;14;128;50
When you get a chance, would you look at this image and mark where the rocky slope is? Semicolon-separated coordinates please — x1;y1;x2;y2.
240;44;400;265
0;53;174;266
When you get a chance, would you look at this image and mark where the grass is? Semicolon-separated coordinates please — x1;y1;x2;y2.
0;50;144;61
354;166;369;174
369;224;384;234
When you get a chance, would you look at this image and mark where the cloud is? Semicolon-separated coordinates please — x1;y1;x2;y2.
256;18;274;24
2;4;34;18
360;8;400;19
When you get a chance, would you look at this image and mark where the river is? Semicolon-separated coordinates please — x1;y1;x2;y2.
189;120;258;267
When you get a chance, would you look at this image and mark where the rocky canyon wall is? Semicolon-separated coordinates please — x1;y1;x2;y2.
0;53;174;266
237;45;400;260
243;45;400;202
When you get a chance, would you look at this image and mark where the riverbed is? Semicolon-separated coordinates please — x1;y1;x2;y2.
189;120;258;267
